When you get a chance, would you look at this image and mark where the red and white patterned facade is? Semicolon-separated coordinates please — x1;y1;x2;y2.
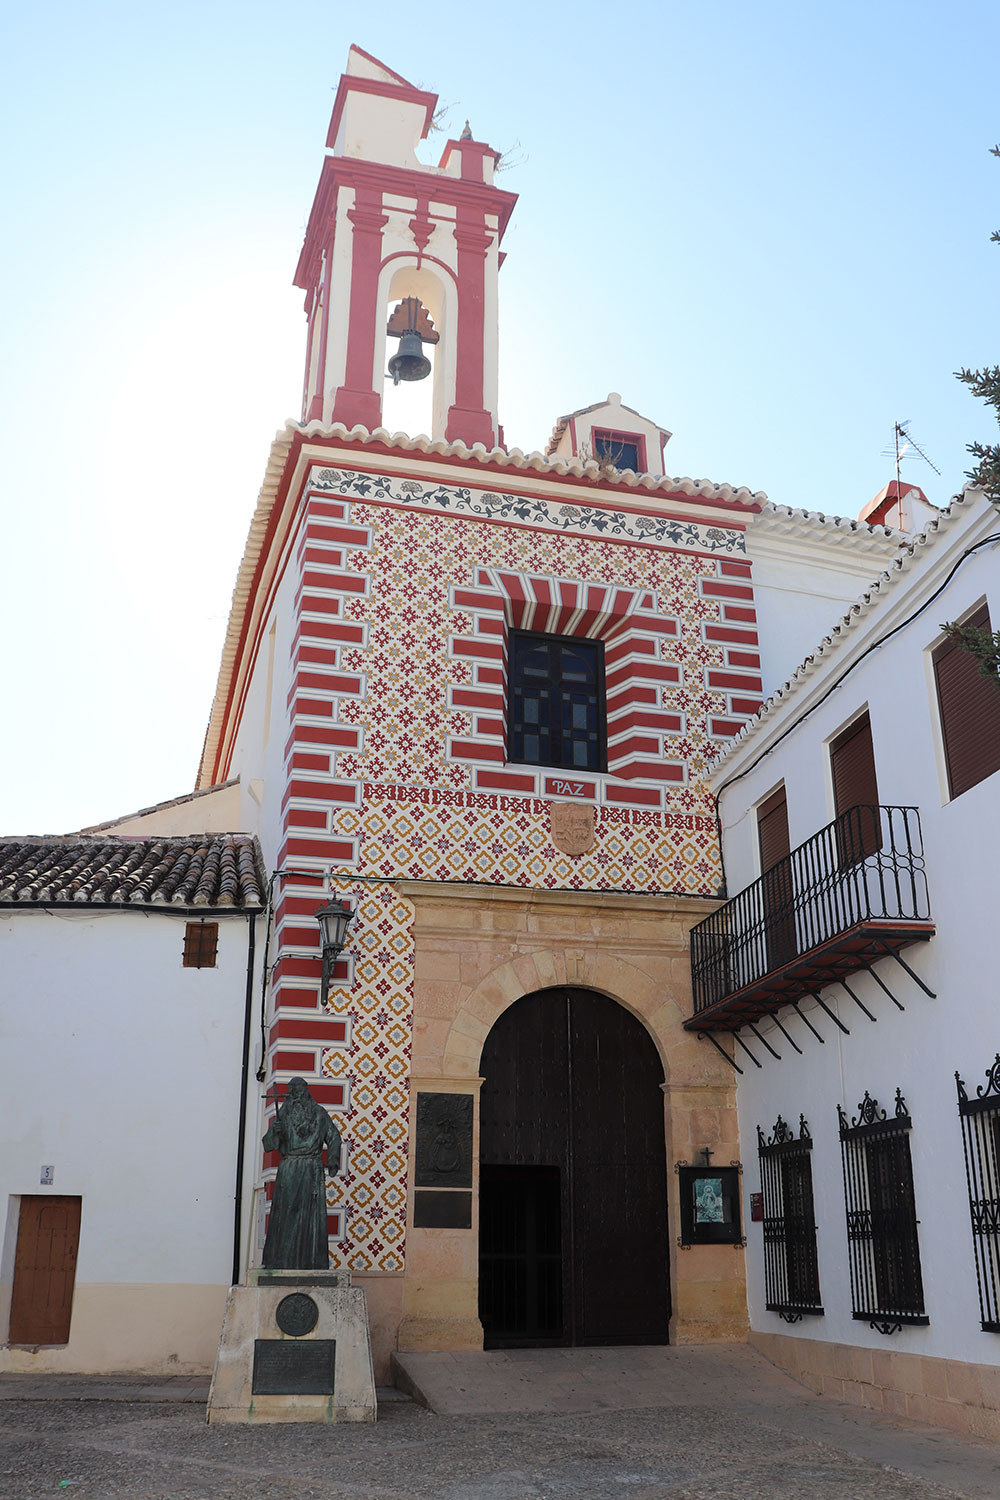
200;428;767;1278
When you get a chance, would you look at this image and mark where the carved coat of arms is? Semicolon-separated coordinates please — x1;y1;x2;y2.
550;801;596;856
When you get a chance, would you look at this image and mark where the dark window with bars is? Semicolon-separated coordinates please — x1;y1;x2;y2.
509;631;606;773
956;1056;1000;1332
183;920;219;968
933;604;1000;800
838;1089;927;1334
757;1114;822;1320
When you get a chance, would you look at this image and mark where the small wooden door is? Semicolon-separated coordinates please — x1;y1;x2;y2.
9;1197;81;1345
478;988;670;1347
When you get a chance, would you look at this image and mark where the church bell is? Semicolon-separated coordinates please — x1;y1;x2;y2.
388;330;432;385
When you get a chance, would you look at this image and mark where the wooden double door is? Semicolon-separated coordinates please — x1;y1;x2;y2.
478;987;670;1347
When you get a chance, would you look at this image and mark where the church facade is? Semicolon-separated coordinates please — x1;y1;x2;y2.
192;48;899;1377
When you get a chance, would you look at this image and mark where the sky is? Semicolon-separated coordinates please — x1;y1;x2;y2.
1;0;997;834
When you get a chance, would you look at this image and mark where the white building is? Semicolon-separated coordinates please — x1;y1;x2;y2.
697;483;1000;1437
0;832;266;1374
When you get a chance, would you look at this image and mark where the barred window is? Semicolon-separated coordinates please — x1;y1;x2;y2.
838;1089;927;1334
509;631;606;773
956;1055;1000;1332
757;1114;822;1321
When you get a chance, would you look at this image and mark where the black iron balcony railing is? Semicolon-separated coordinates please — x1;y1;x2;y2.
689;805;933;1028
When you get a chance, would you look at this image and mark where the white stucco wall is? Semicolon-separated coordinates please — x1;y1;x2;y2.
0;909;256;1373
225;552;301;876
745;508;903;698
713;490;1000;1366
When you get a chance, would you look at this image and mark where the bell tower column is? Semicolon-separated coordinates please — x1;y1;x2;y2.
331;189;390;431
446;215;496;449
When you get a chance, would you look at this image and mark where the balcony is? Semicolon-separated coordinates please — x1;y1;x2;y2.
687;805;934;1033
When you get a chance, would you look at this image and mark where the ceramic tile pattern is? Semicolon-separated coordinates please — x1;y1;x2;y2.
267;465;763;1273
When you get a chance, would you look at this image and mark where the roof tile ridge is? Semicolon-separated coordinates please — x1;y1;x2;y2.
292;419;768;503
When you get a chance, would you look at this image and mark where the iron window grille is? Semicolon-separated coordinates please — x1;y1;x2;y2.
956;1055;1000;1333
757;1114;823;1321
838;1089;927;1335
509;630;606;773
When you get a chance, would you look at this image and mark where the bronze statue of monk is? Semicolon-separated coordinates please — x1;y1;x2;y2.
262;1078;341;1269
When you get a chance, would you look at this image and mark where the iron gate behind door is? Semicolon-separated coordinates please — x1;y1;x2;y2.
478;987;670;1347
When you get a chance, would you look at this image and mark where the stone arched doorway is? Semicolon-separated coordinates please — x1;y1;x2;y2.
478;986;670;1347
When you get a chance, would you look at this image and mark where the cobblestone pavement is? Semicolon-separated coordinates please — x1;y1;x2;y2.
3;1346;1000;1500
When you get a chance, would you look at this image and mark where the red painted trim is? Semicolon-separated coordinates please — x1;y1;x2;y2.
326;74;437;152
476;768;539;793
378;249;459;288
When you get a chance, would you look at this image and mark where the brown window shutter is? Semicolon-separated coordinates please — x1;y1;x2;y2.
934;605;1000;799
757;786;795;968
757;786;789;873
830;714;878;817
183;920;219;968
830;714;880;862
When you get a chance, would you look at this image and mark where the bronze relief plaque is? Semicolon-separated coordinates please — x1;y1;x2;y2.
415;1092;473;1188
549;801;595;856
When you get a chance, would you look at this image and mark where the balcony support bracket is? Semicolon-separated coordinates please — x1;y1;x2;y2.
770;1013;804;1054
863;964;905;1011
732;1031;763;1069
884;945;936;998
806;988;851;1035
696;1030;744;1074
837;977;878;1023
747;1021;781;1060
792;1001;825;1043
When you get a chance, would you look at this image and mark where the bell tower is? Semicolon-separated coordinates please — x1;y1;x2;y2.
294;46;518;448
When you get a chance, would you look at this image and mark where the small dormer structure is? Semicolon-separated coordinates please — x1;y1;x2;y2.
294;45;518;448
858;479;941;535
545;393;671;476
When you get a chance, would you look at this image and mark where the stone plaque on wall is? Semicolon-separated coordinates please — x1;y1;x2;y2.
550;801;595;855
415;1092;473;1188
413;1190;473;1229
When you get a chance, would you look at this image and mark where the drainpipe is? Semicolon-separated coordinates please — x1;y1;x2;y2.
232;911;257;1288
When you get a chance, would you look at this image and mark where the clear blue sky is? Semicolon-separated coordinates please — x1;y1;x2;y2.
1;0;996;832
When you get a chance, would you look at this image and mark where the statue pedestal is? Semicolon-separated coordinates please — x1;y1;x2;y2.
206;1270;377;1424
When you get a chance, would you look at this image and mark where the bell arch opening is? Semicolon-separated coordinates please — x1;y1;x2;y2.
477;985;671;1348
379;262;453;440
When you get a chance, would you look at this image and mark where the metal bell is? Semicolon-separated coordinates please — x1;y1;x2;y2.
388;330;432;385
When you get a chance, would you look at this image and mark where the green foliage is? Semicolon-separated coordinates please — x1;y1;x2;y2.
941;619;1000;681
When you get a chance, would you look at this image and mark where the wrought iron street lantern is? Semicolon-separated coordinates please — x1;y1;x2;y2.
315;898;354;1004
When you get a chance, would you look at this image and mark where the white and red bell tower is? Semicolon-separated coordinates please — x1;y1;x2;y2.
294;45;518;448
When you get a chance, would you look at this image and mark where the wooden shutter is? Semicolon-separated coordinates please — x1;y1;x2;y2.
9;1196;82;1345
183;920;219;968
757;786;790;873
934;605;1000;799
830;714;880;862
758;787;795;968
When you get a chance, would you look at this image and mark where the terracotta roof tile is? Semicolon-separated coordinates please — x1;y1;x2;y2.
0;834;266;910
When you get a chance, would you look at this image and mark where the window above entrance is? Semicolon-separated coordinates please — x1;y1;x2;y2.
509;630;606;773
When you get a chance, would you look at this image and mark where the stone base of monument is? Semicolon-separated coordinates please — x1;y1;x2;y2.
206;1270;377;1424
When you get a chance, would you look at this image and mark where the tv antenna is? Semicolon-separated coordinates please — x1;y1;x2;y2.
881;420;940;491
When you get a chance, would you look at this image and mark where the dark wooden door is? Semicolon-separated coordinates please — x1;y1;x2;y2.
478;988;670;1347
9;1196;81;1345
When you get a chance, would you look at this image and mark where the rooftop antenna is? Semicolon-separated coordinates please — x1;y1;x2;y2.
882;420;941;491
